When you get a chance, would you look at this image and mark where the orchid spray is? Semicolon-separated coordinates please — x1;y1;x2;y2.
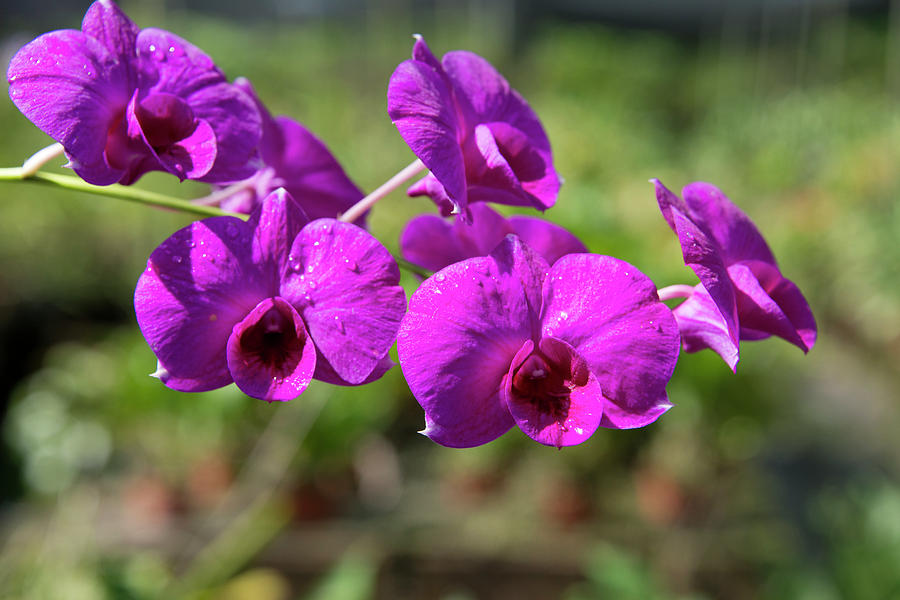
2;1;816;452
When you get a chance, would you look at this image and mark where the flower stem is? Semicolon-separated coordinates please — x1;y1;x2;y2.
396;256;433;279
339;158;426;223
0;168;245;219
21;142;64;176
192;178;256;206
657;284;696;301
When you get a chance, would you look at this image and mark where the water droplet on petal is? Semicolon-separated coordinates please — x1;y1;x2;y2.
333;315;345;334
306;265;314;274
435;273;446;282
343;257;358;272
172;255;182;263
559;311;568;320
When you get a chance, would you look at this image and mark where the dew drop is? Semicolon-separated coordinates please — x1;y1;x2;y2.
559;311;568;320
306;265;314;274
308;281;317;290
343;257;358;272
435;273;446;282
333;315;345;334
172;255;182;264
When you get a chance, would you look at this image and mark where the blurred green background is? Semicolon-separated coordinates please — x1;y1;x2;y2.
2;1;899;598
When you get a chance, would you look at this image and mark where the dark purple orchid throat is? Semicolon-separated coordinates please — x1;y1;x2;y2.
510;347;586;420
235;300;305;378
135;93;198;152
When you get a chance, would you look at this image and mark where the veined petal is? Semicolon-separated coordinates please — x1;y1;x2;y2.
541;254;680;429
248;189;310;286
388;57;468;215
468;121;557;210
508;215;587;265
281;220;405;385
400;203;513;272
682;182;777;265
502;337;604;448
185;80;263;183
397;236;548;447
226;297;316;402
135;28;223;96
81;0;139;74
7;30;129;185
672;284;740;371
268;116;365;222
729;262;816;352
654;179;740;352
134;216;266;392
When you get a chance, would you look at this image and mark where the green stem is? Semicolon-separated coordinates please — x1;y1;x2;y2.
396;257;432;279
0;168;245;219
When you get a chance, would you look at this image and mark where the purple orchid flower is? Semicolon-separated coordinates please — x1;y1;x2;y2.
7;0;261;185
401;203;586;272
388;35;560;222
134;188;406;401
398;235;680;448
654;179;817;371
212;78;365;224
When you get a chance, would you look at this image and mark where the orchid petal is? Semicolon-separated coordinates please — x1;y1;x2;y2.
388;57;467;214
541;254;680;429
226;297;316;402
682;182;777;265
729;262;815;352
248;189;310;285
672;284;740;371
134;216;265;392
281;220;405;385
7;31;129;185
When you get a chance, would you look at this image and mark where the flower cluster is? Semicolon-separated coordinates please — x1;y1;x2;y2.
8;1;817;449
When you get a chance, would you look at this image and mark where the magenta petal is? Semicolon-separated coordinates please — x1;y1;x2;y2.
508;215;588;266
248;188;310;283
281;220;405;385
226;297;316;402
672;284;740;371
541;254;680;429
135;28;222;95
503;337;603;448
162;117;216;179
400;203;514;272
407;173;457;217
7;31;128;184
654;179;740;352
397;236;549;447
388;58;468;215
682;182;777;265
81;0;140;65
134;216;266;392
266;116;364;222
728;262;815;352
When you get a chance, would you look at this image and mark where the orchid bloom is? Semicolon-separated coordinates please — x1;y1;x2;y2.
654;180;817;370
388;35;560;222
398;236;680;448
134;188;406;401
7;0;261;185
